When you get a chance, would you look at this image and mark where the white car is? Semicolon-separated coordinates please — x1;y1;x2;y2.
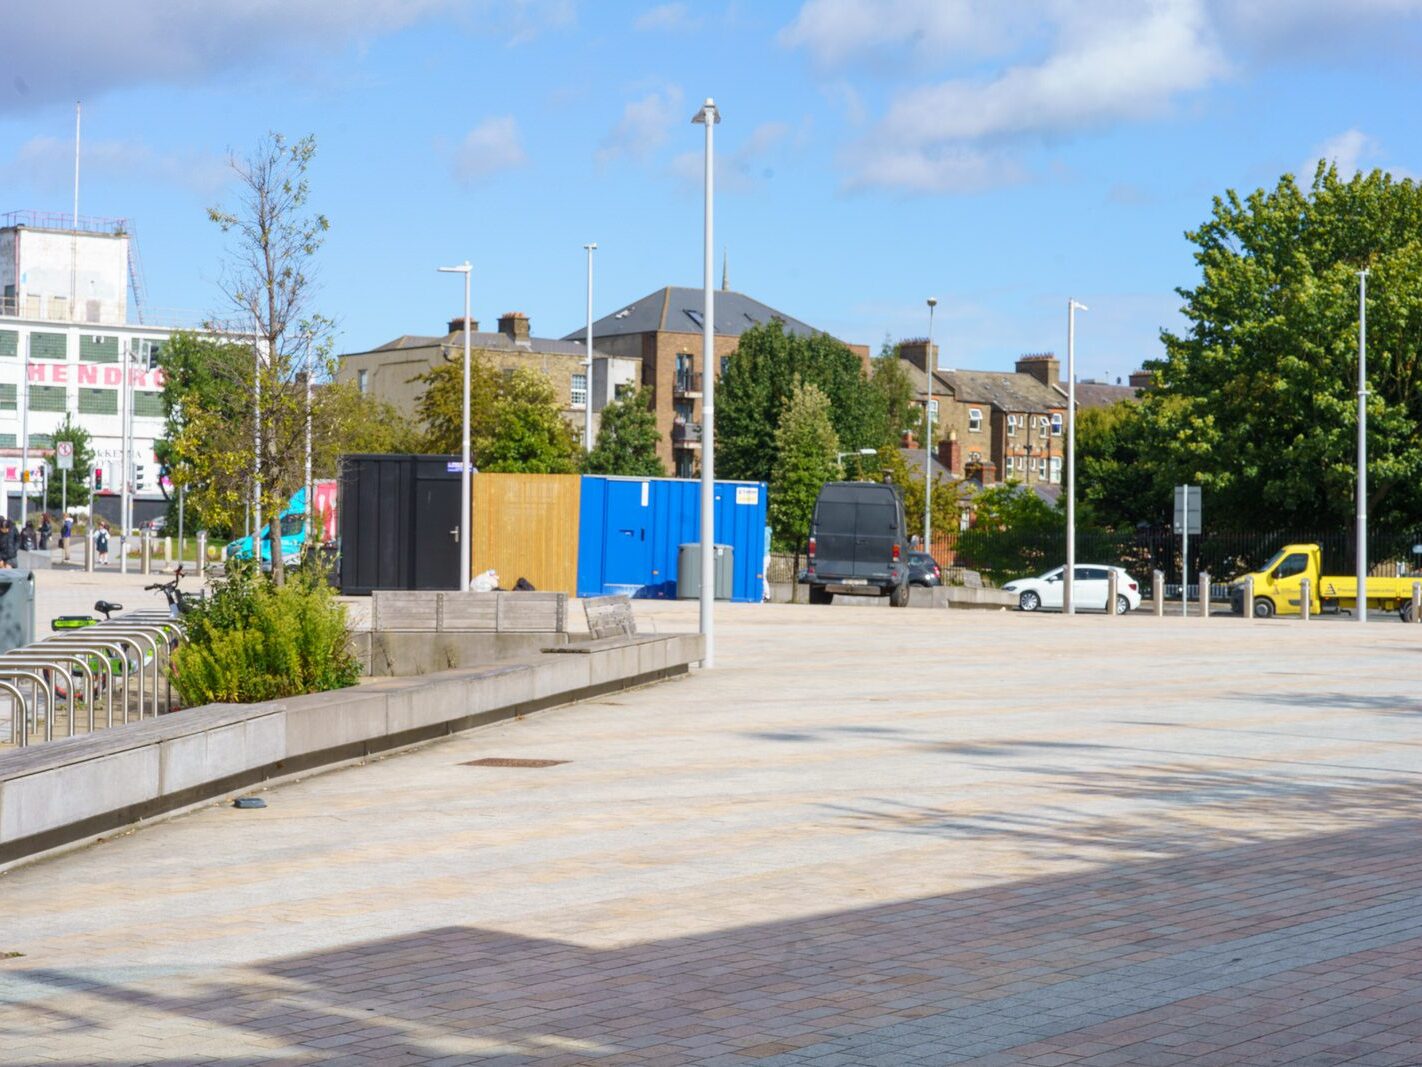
1003;565;1142;614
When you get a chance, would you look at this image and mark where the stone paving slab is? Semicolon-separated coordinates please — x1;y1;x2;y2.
4;605;1422;1063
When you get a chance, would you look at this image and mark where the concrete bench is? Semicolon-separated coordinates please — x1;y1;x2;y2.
370;590;567;633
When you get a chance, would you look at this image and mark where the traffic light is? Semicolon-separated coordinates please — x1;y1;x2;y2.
93;468;103;491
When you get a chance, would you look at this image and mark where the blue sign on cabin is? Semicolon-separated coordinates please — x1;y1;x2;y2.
577;475;769;602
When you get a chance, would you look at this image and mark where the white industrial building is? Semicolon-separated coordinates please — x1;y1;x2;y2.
1;210;185;520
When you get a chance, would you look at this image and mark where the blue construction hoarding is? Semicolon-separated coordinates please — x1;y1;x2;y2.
577;475;769;602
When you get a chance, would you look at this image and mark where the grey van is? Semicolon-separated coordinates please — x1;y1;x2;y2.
804;481;911;606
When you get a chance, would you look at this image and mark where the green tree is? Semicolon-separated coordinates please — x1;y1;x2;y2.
769;381;839;597
957;483;1066;584
869;339;919;446
877;445;962;545
174;132;334;584
1141;163;1422;529
413;353;501;455
479;369;581;473
584;388;665;476
718;320;885;483
44;414;95;510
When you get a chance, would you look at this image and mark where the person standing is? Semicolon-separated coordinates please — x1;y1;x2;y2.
96;522;110;565
60;515;72;562
0;519;14;569
39;513;52;551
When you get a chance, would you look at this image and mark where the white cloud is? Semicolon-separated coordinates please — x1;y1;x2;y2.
634;3;698;31
779;0;1026;67
596;86;684;164
0;1;572;111
1300;129;1415;182
452;117;529;182
0;135;230;195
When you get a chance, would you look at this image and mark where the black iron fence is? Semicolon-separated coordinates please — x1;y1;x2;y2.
932;525;1422;588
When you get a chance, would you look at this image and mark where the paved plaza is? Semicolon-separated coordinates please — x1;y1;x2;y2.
5;602;1422;1064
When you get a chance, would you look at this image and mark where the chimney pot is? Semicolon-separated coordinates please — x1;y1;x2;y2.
498;311;531;343
448;316;479;334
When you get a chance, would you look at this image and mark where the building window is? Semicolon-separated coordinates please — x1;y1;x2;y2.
1038;415;1049;437
0;434;14;447
28;385;66;412
79;335;119;363
720;355;730;377
29;332;66;360
1038;457;1047;474
1050;456;1062;483
357;368;368;394
1051;412;1063;436
929;399;940;417
571;372;588;406
0;383;15;410
78;388;118;415
0;330;17;358
28;434;53;449
967;450;982;463
132;391;165;418
968;408;982;432
1007;413;1019;436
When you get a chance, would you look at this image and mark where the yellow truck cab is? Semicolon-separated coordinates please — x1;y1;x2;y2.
1230;543;1422;619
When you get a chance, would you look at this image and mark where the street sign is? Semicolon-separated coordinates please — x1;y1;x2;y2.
1173;485;1201;535
446;461;477;474
56;440;74;471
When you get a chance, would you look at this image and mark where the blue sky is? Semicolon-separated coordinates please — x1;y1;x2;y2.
2;0;1419;382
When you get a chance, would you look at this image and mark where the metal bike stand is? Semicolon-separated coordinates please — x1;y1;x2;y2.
0;656;79;737
0;650;99;733
0;666;57;744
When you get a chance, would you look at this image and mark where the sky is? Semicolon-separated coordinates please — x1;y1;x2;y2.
1;0;1419;382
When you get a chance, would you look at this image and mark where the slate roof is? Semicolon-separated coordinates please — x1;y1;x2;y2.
1073;381;1141;409
352;330;614;360
568;286;821;340
930;369;1064;413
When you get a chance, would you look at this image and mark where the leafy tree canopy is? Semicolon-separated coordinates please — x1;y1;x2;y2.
717;320;886;483
584;388;665;476
1085;164;1422;530
768;380;839;554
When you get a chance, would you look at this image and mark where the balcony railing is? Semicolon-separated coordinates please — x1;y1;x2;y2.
672;420;703;445
674;370;702;395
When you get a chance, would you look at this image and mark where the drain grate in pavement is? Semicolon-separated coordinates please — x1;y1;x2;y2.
462;758;569;768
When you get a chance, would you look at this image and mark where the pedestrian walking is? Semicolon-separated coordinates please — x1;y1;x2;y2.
39;513;52;551
60;515;72;562
0;519;14;569
19;521;35;552
96;522;110;565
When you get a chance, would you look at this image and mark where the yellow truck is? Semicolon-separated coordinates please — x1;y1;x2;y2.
1229;543;1422;619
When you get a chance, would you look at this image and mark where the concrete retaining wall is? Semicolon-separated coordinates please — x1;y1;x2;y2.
0;632;702;870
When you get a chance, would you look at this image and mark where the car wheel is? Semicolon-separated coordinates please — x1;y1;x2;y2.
1019;590;1040;612
1115;594;1131;616
809;585;832;605
889;581;910;608
1253;597;1275;619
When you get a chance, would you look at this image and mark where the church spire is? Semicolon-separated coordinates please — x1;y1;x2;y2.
721;247;728;292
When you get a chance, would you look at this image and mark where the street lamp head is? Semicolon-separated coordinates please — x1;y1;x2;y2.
584;242;597;252
1070;299;1089;312
437;262;471;275
691;99;721;124
927;297;938;309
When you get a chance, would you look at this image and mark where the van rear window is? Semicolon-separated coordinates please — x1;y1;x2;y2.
814;502;856;530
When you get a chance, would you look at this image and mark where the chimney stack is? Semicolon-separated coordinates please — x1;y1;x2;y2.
938;431;962;477
498;311;531;344
447;316;479;334
1128;369;1154;391
1015;353;1060;387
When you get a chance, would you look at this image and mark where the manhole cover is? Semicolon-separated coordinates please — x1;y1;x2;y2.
462;758;569;768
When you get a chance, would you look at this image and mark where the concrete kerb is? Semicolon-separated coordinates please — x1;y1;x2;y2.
0;632;702;871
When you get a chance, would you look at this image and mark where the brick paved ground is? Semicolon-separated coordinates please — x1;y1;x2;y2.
5;604;1422;1064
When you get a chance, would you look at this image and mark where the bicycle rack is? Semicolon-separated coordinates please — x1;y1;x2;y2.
0;650;102;734
40;634;141;725
0;666;56;745
0;656;80;738
72;622;170;719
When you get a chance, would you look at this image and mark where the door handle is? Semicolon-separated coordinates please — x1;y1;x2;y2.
450;527;459;542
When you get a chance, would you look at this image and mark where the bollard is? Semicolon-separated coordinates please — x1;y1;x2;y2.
196;531;207;571
84;528;94;572
163;535;172;561
1413;582;1422;624
1243;575;1254;621
140;530;153;575
1152;569;1164;617
1107;569;1119;616
1198;571;1210;619
1300;577;1311;621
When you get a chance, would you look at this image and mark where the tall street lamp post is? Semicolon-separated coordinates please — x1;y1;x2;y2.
692;98;720;668
1065;299;1088;615
1357;269;1369;623
584;243;596;453
923;296;937;550
438;261;473;592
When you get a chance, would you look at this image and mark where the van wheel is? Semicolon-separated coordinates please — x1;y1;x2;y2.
809;585;832;605
889;582;910;608
1401;602;1414;624
1253;597;1275;619
1019;591;1040;612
